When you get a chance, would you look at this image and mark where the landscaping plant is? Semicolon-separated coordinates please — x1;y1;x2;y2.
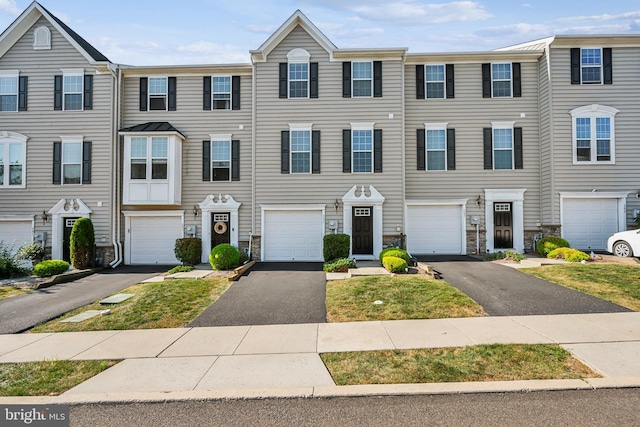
69;217;95;269
536;236;570;256
323;233;350;261
209;243;240;270
379;247;410;264
174;237;202;266
547;247;590;263
33;260;70;277
323;258;356;273
382;256;408;273
16;242;45;264
0;241;29;279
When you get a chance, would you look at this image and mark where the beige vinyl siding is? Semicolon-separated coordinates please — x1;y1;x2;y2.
538;50;553;225
548;46;640;224
404;60;541;228
254;25;404;236
121;72;253;242
0;17;113;247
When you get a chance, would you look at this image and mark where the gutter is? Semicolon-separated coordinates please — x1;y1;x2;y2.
109;63;123;268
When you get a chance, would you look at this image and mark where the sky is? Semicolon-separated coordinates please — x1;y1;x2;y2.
0;0;639;65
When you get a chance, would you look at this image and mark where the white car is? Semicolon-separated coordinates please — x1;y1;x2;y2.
607;229;640;257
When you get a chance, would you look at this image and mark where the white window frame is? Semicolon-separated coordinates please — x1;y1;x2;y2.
425;122;448;171
351;122;375;174
581;48;603;85
212;75;231;110
148;76;168;111
352;61;373;98
60;135;83;185
33;25;51;50
0;72;19;112
129;136;169;181
491;121;515;170
0;132;27;188
425;64;445;99
491;63;512;98
287;48;310;99
288;123;312;174
61;69;83;111
570;104;618;164
210;133;232;182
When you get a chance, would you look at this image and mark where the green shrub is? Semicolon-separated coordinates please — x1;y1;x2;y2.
536;236;570;256
168;265;194;274
323;258;356;273
70;218;95;270
209;244;241;270
504;250;525;262
16;242;45;264
547;247;590;263
324;234;350;262
174;238;202;266
0;241;29;279
379;247;410;264
239;251;249;265
382;256;408;273
33;260;70;277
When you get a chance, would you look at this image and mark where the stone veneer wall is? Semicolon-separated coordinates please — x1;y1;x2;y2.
466;229;486;255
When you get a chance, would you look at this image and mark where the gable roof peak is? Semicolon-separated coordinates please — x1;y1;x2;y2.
252;10;337;62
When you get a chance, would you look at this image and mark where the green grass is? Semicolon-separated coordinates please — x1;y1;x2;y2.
325;275;485;322
31;278;232;332
524;264;640;311
0;286;31;301
0;360;117;396
321;344;599;385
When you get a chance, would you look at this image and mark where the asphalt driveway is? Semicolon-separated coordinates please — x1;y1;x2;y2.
189;262;327;327
418;256;631;316
0;265;169;334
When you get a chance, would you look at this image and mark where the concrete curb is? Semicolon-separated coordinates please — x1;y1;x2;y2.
35;268;103;290
2;378;639;405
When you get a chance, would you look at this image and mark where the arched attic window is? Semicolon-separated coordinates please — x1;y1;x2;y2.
33;26;51;50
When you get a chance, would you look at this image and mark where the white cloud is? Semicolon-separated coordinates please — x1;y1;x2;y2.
521;3;532;8
476;23;551;38
0;0;20;16
557;11;640;23
350;1;491;24
245;24;278;34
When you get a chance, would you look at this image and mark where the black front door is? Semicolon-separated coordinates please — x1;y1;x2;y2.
211;212;231;249
494;203;513;249
63;217;80;262
352;207;373;255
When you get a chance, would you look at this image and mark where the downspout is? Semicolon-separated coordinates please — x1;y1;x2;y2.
109;64;123;268
251;55;257;258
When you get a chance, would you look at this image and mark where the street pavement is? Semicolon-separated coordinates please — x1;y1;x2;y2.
0;265;168;334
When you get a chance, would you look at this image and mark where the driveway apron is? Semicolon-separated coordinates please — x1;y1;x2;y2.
189;262;327;327
419;256;630;316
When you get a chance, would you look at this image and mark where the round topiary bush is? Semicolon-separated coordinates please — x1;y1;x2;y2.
70;217;95;269
382;255;408;273
209;244;240;270
33;260;70;277
379;248;410;264
536;236;570;256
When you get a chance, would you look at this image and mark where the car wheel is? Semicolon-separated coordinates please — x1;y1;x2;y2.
613;241;633;257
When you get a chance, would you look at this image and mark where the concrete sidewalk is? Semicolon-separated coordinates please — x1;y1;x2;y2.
1;312;640;404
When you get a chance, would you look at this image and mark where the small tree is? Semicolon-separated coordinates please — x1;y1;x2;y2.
174;238;202;265
323;233;350;262
70;217;95;269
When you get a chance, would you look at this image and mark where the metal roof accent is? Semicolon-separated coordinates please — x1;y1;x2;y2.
119;122;186;138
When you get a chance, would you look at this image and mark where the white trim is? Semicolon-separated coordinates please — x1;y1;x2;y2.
210;133;233;141
287;48;310;62
211;75;232;110
199;194;242;263
351;61;373;98
404;199;468;255
423;123;448;172
425;64;446;99
424;122;448;130
569;104;618;164
259;204;326;262
288;123;313;131
350;122;375;130
147;76;169;111
342;185;385;260
33;25;50;50
484;189;526;253
580;47;604;85
559;192;630;245
48;198;92;261
490;122;515;171
0;131;28;188
61;70;84;111
122;210;185;265
490;62;513;98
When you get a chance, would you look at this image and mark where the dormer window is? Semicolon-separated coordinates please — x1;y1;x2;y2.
279;48;318;99
33;26;51;50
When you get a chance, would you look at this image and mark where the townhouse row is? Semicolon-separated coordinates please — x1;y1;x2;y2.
1;3;639;265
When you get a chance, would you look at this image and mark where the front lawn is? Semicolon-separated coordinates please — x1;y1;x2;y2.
523;264;640;311
0;285;31;301
31;278;231;332
0;360;117;396
321;344;598;385
325;275;485;322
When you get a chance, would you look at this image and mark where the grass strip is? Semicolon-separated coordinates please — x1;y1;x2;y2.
31;278;231;332
0;286;31;301
326;275;485;322
524;264;640;311
0;360;117;396
321;344;599;385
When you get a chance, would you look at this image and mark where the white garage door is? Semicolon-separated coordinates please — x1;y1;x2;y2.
0;220;32;253
563;198;618;250
406;205;463;254
129;216;182;264
263;210;323;261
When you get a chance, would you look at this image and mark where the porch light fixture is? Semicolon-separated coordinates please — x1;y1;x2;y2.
334;199;340;212
193;205;199;217
40;210;49;224
476;196;482;207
